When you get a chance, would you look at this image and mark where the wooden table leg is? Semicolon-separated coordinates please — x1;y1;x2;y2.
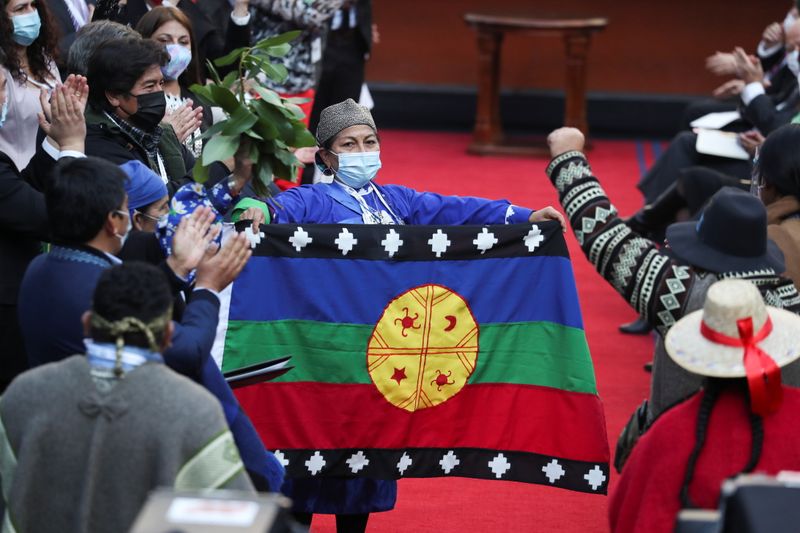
563;31;591;135
470;29;504;151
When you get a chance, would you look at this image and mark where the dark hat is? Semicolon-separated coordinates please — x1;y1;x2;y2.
315;98;377;146
665;187;785;273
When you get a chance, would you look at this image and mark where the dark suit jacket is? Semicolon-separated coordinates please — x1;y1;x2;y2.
0;147;59;306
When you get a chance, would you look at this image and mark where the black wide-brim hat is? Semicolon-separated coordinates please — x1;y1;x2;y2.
665;187;785;274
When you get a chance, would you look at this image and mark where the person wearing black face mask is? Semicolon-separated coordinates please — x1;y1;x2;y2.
83;36;204;196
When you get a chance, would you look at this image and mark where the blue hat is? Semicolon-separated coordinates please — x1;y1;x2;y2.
119;160;168;213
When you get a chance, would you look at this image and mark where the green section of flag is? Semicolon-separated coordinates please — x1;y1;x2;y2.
223;320;597;394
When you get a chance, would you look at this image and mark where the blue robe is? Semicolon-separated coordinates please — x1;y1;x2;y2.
266;180;533;514
17;244;285;492
269;181;533;225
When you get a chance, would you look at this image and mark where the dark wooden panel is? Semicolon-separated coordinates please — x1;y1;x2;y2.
366;0;784;95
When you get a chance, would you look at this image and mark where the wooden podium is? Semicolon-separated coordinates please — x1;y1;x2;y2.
464;13;608;156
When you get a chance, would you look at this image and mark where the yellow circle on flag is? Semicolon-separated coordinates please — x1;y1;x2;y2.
367;284;479;412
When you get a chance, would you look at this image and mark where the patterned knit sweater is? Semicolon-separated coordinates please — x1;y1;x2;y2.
546;151;800;419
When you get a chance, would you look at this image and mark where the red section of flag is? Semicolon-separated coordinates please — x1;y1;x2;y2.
235;382;609;463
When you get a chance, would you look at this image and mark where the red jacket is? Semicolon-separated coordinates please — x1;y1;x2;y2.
609;386;800;533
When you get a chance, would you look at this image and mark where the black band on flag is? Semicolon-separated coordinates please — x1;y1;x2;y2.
272;447;609;495
235;221;569;261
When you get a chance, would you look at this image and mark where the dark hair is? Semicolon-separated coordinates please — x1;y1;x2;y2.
135;6;202;87
67;20;140;76
679;379;764;509
86;36;169;110
91;262;172;349
0;0;60;84
757;124;800;199
45;157;127;244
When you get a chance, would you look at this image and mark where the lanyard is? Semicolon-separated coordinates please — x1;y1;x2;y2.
327;182;403;225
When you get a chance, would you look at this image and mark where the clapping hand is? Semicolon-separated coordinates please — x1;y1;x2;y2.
733;47;764;84
166;206;221;279
194;232;252;293
705;52;738;76
762;22;784;48
162;101;203;143
38;74;89;153
712;79;745;99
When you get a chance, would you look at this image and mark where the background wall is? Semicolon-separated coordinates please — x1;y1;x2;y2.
367;0;785;95
364;1;789;135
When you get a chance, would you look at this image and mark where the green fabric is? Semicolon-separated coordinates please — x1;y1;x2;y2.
231;197;271;224
792;112;800;125
222;320;597;394
174;430;245;490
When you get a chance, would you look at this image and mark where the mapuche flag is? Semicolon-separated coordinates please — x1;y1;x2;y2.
222;221;610;494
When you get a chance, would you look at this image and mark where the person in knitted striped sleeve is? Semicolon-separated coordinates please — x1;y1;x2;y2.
545;127;800;470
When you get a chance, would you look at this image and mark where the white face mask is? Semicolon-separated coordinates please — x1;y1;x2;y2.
115;210;133;247
788;49;800;76
785;11;798;35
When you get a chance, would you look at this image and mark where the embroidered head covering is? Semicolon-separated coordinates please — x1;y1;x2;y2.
315;98;377;146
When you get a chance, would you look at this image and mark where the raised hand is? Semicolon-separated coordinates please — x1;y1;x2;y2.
162;101;203;143
733;47;764;84
547;127;585;158
705;52;738;76
166;206;221;278
712;79;745;99
762;22;784;48
738;130;765;157
529;206;567;232
194;232;252;293
38;75;89;153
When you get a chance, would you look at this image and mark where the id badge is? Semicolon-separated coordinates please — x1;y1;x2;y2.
311;37;322;63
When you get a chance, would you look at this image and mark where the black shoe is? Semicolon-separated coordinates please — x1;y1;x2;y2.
619;317;653;335
643;361;653;373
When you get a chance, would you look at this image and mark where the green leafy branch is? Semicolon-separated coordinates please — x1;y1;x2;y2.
189;31;316;196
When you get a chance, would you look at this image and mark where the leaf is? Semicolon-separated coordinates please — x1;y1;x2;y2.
202;134;239;166
272;160;293;181
277;102;306;121
206;59;221;84
252;85;283;107
245;55;288;83
193;159;210;183
275;148;298;167
263;43;291;58
208;84;241;114
222;106;258;137
213;46;248;67
292;125;317;148
199;120;228;140
188;83;215;108
251;100;280;140
244;129;264;141
286;96;311;105
221;71;239;89
253;30;301;49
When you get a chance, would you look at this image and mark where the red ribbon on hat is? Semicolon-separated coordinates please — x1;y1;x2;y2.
700;316;782;416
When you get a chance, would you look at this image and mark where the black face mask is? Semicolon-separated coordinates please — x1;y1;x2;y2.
128;91;166;131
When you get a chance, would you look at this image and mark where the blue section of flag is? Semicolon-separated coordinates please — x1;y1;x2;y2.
229;255;584;329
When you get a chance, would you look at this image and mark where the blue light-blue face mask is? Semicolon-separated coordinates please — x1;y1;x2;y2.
0;99;8;128
12;10;41;46
333;150;382;189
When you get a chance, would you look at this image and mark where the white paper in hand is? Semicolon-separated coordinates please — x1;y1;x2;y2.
689;111;741;130
695;129;750;161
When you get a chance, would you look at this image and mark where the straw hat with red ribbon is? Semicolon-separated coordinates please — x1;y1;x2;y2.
665;279;800;416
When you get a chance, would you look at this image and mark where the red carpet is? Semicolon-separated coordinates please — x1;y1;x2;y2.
310;130;654;532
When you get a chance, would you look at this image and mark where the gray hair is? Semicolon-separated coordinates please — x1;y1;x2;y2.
67;21;141;76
